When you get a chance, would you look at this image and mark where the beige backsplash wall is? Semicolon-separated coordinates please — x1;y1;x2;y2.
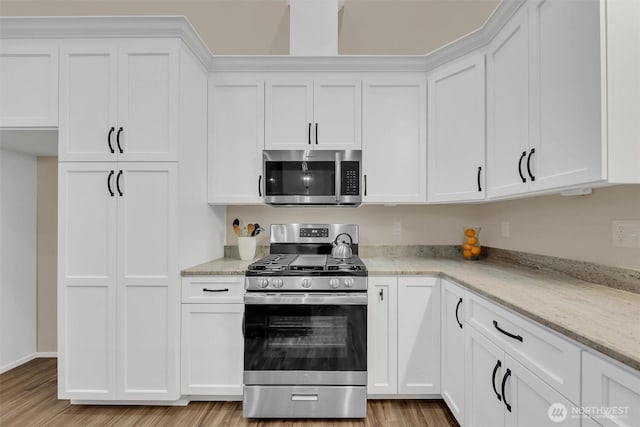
0;0;499;55
227;204;482;246
229;185;640;271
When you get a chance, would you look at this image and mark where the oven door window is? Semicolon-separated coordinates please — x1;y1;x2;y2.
264;161;335;196
244;304;366;371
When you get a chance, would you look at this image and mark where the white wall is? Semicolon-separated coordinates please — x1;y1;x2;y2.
0;148;37;372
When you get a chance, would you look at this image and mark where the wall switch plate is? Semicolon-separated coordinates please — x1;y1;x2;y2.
612;220;640;248
392;222;402;235
501;221;511;238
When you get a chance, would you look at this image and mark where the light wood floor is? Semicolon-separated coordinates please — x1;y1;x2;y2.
0;358;458;427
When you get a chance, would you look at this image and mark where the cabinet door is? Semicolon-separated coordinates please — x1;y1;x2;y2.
504;355;579;427
441;280;466;425
367;277;398;395
116;162;178;400
582;352;640;427
529;0;603;190
208;78;264;204
465;325;505;427
362;78;427;203
428;54;485;202
397;277;440;394
59;41;118;162
265;80;313;150
0;40;58;127
58;163;118;400
313;79;361;149
486;6;531;198
181;304;244;396
118;40;179;162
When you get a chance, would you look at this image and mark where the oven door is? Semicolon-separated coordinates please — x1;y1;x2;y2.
243;293;367;386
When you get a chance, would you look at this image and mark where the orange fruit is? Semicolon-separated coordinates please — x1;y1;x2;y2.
471;246;481;256
464;228;476;238
466;236;478;245
463;250;473;258
463;243;472;251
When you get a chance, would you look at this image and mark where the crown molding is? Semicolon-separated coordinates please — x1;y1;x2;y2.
0;0;525;73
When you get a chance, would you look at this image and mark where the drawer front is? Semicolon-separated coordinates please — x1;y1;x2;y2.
182;276;244;303
583;351;640;427
466;293;581;404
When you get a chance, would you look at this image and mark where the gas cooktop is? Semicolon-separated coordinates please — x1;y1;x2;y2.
246;254;367;277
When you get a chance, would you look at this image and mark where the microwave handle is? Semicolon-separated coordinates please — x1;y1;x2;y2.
335;152;341;202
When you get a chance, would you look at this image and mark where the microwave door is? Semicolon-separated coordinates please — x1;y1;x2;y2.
264;160;337;205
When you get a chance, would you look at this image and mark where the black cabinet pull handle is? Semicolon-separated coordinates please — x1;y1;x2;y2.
455;297;463;329
258;175;262;197
116;127;124;154
203;288;229;293
364;174;368;197
308;123;312;145
315;123;318;144
518;151;527;183
107;170;115;197
116;170;123;196
493;320;523;342
107;127;115;154
492;360;502;401
526;148;535;181
477;166;482;192
379;289;383;301
502;368;512;412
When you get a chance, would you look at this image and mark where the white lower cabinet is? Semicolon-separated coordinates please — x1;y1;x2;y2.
367;276;440;397
441;279;466;425
582;351;640;427
465;324;578;427
180;276;244;398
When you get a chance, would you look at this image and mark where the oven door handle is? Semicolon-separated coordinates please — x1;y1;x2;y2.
244;293;368;305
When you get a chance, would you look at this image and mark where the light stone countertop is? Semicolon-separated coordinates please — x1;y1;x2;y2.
182;256;640;372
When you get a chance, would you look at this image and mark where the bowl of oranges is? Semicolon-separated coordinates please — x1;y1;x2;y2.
463;227;481;260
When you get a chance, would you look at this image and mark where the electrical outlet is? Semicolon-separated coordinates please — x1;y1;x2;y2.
392;222;402;236
501;221;511;238
612;220;640;248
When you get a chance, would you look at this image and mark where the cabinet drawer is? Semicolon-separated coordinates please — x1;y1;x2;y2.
583;351;640;427
466;293;581;404
181;276;244;303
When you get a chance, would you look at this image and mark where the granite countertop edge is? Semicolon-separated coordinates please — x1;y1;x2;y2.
182;256;640;372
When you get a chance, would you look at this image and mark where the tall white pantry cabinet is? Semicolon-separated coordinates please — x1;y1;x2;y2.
57;36;220;401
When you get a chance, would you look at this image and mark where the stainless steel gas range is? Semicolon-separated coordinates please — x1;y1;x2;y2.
243;224;367;419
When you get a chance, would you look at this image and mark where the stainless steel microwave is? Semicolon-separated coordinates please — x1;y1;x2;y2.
262;150;362;206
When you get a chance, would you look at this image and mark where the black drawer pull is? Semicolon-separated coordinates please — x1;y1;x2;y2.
455;298;463;329
203;288;229;293
258;175;262;197
493;320;523;342
526;148;536;181
308;123;312;145
379;289;383;301
107;170;115;197
116;127;124;154
518;151;527;183
492;359;502;401
116;170;123;196
107;127;115;154
477;166;482;192
502;368;512;412
315;123;318;144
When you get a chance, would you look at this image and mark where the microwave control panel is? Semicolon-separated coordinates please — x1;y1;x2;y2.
341;161;360;196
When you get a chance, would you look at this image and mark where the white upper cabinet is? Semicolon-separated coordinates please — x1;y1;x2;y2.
0;39;58;127
428;53;485;202
265;78;361;150
362;77;427;204
528;0;603;191
208;77;264;204
486;6;531;198
59;39;179;162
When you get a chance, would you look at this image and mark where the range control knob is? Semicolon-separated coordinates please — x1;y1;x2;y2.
344;278;354;288
330;278;340;289
301;278;312;288
273;279;284;288
258;278;269;288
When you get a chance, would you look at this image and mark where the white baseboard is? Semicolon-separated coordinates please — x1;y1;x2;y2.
36;352;58;358
0;352;58;374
